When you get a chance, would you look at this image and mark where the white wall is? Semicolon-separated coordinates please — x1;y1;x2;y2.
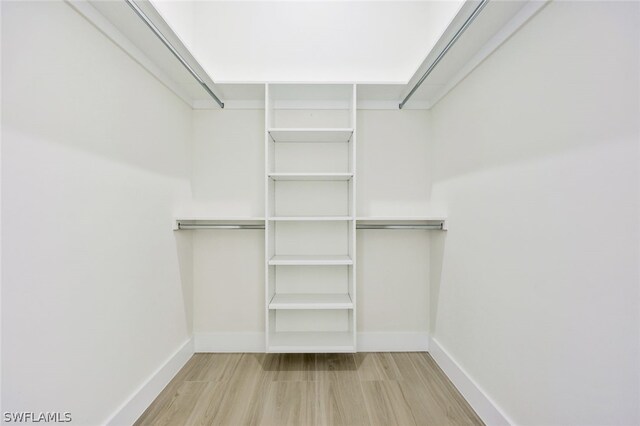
191;109;432;342
191;110;265;340
430;1;639;424
356;109;432;338
356;230;429;334
1;1;193;423
191;110;265;217
357;110;433;217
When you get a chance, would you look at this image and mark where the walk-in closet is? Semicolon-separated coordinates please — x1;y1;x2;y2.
2;0;638;425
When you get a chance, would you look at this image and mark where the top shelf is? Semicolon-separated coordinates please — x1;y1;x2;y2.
268;84;354;103
268;128;353;143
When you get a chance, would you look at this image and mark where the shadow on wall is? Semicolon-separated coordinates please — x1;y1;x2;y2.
174;231;195;334
428;231;446;335
1;0;192;179
423;2;640;424
426;1;640;338
430;1;639;184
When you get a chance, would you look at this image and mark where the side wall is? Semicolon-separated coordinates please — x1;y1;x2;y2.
1;1;194;423
191;109;433;349
429;1;639;424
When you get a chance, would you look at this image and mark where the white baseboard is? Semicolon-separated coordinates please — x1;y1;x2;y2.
106;338;194;426
357;332;429;352
103;334;507;425
429;337;512;426
194;332;429;353
195;332;265;352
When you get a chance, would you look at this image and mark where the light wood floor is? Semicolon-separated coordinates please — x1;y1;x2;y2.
135;352;483;426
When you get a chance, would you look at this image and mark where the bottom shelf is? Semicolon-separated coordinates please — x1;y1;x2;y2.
267;331;355;353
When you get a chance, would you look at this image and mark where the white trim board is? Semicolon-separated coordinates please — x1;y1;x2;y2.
194;332;430;353
194;332;266;353
192;100;431;111
105;335;508;425
69;0;547;111
357;100;431;110
429;337;513;426
192;101;432;111
357;332;429;352
105;338;194;426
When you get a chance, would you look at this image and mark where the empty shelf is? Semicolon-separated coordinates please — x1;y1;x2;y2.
269;255;352;266
268;173;353;181
268;128;353;143
269;294;353;310
268;331;355;353
356;216;446;223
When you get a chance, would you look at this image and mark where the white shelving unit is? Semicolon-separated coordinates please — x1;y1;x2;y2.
265;84;357;353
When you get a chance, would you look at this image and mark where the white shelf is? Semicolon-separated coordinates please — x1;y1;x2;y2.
268;216;353;221
268;173;353;181
269;293;353;310
175;217;264;222
267;331;355;353
268;128;353;143
269;255;352;266
356;216;446;222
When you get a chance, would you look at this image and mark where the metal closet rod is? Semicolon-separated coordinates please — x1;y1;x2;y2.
176;223;444;230
178;224;264;230
124;0;224;108
357;224;443;230
399;0;489;109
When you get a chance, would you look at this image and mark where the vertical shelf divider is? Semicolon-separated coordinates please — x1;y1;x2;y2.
264;83;272;351
350;84;357;351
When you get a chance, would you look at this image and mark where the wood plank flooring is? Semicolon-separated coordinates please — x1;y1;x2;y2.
135;352;483;426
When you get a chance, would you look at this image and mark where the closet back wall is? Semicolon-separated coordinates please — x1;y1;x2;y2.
192;110;265;350
2;1;194;423
191;109;433;350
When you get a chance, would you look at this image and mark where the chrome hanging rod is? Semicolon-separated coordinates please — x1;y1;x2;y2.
399;0;489;109
124;0;224;108
357;224;444;230
177;223;264;230
176;222;444;230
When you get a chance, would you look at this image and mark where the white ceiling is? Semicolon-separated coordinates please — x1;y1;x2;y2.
152;0;465;84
